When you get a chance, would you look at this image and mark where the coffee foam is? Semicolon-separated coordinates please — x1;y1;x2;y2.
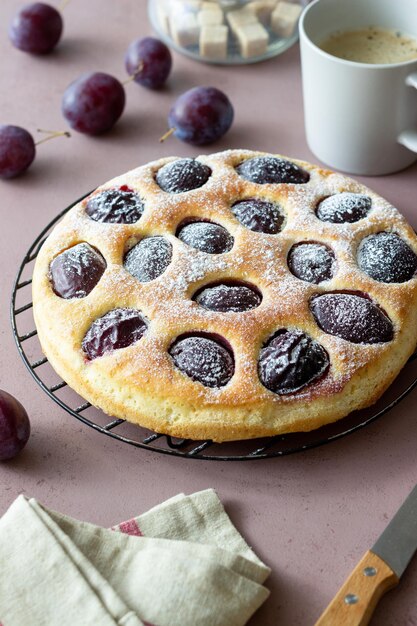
320;26;417;65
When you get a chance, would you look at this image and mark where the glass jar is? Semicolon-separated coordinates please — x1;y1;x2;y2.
148;0;306;65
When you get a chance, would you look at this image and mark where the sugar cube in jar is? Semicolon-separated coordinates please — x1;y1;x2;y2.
149;0;305;64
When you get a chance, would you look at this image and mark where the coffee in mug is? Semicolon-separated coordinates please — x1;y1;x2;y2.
320;27;417;65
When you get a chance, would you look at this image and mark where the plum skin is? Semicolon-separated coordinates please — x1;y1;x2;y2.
0;125;36;179
62;72;126;135
168;86;234;146
9;2;63;55
0;390;31;461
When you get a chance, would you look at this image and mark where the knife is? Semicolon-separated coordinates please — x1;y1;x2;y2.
314;484;417;626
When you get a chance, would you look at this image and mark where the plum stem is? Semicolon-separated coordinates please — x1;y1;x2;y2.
159;127;176;143
59;0;71;10
123;62;144;85
35;129;71;146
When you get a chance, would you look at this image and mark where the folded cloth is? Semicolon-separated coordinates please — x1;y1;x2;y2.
0;489;270;626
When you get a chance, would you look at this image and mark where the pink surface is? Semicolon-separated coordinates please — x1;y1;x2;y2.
1;1;417;624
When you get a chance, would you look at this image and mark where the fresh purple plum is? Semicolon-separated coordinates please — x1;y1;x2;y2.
0;125;35;179
0;390;30;461
62;72;125;135
9;2;63;54
125;37;172;89
168;86;234;145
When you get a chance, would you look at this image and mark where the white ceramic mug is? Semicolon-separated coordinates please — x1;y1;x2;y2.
299;0;417;175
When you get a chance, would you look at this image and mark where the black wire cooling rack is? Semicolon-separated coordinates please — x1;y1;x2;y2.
10;197;417;461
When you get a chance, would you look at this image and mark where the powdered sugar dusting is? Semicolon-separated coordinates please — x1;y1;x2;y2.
196;283;261;312
82;308;148;360
358;231;417;283
178;221;233;254
288;243;335;284
317;192;372;223
170;336;234;388
232;198;284;234
86;188;144;224
236;155;310;185
156;158;212;194
50;242;106;299
259;329;329;395
187;255;228;282
124;237;173;283
311;293;394;344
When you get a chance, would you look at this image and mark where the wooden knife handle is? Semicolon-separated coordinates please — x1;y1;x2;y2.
314;550;399;626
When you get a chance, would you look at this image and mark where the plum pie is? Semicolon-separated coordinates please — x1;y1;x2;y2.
32;150;417;441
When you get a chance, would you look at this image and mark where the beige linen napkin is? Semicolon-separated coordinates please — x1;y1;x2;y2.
0;489;270;626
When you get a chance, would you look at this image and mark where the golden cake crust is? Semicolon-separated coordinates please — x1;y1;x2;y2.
32;150;417;442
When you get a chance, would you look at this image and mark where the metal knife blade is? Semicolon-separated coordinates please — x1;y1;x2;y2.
372;484;417;578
